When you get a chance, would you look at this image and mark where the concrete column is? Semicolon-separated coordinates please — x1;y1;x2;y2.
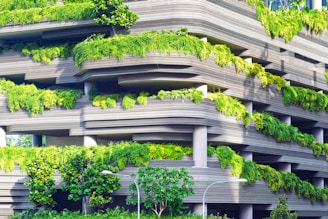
280;115;291;125
200;37;207;42
193;126;207;167
312;177;324;188
0;127;6;147
279;162;292;172
240;204;253;219
313;128;324;143
196;84;208;98
193;125;207;216
84;82;95;98
83;136;97;147
244;57;252;64
241;151;253;161
244;101;253;115
32;135;43;146
312;0;322;10
193;204;203;216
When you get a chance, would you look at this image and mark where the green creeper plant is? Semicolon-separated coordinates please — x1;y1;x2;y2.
0;78;82;116
283;86;328;112
126;166;194;218
122;93;136;109
216;145;328;203
247;0;328;42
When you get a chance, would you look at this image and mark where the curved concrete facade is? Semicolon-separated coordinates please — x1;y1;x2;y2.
0;1;328;218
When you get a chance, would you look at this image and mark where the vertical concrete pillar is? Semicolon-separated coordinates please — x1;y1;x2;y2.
312;0;322;10
241;151;253;161
196;84;208;98
193;125;207;215
240;204;253;219
200;37;207;42
244;57;252;64
32;135;43;146
312;178;324;188
279;162;292;172
193;126;207;167
83;136;97;147
244;101;253;115
193;204;203;216
280;115;291;125
313;128;324;143
0;127;6;147
84;82;95;98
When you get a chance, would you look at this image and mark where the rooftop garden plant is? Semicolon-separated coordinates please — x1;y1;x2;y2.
0;79;83;116
1;142;328;211
247;0;328;42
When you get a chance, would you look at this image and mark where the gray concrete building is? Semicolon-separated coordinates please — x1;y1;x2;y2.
0;0;328;218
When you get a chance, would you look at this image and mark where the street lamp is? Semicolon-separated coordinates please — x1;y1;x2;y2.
102;170;140;219
202;178;247;219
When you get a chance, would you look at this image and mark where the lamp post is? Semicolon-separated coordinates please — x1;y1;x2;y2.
102;170;140;219
202;178;247;219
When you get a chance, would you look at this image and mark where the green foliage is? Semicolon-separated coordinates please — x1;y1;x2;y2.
283;86;328;112
127;166;194;218
91;0;139;30
216;145;328;203
213;92;251;126
137;91;149;105
55;89;83;109
73;29;212;67
6;135;32;147
92;94;119;109
213;44;233;67
111;142;150;170
60;149;121;210
263;195;297;219
73;28;284;90
11;207;218;219
24;152;57;208
252;112;298;142
0;79;82;116
0;0;57;11
248;0;328;42
0;2;94;26
122;93;136;109
22;43;71;64
252;112;328;159
147;143;185;160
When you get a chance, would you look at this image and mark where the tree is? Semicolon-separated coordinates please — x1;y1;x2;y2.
263;194;297;219
6;134;32;147
60;150;121;213
91;0;139;35
127;166;194;218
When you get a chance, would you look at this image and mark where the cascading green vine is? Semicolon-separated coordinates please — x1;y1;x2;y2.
247;0;328;42
92;88;204;110
0;78;83;116
0;2;94;26
72;29;286;91
252;112;328;158
2;142;328;206
216;146;328;204
283;86;328;112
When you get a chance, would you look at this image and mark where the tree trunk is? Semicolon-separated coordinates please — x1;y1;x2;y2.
82;195;92;215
